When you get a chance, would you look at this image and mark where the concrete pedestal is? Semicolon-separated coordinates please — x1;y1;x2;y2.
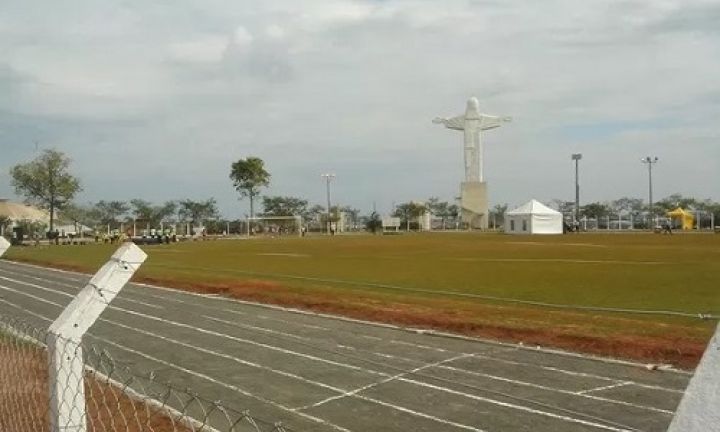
461;181;488;230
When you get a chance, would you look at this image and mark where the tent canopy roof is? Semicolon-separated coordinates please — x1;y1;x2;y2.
0;199;50;222
506;199;561;216
667;207;692;217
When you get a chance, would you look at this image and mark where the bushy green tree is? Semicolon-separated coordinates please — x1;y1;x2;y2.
656;193;697;212
261;196;308;216
364;211;382;234
10;149;81;232
178;199;219;226
610;197;644;214
93;200;129;226
61;203;97;233
393;201;427;231
129;199;177;226
229;157;270;219
581;202;610;219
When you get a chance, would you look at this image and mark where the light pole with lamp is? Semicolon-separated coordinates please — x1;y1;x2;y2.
571;153;582;225
321;173;336;234
641;156;659;228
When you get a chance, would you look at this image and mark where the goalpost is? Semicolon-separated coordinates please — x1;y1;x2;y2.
246;216;303;237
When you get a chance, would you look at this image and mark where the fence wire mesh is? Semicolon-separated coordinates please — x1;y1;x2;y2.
0;316;289;432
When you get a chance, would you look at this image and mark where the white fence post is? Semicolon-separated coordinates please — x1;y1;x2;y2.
47;243;147;432
0;236;9;257
668;323;720;431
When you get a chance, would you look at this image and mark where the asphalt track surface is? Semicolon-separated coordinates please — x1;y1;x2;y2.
0;259;692;432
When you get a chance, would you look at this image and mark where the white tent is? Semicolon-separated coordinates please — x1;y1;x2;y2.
0;199;50;224
505;199;563;235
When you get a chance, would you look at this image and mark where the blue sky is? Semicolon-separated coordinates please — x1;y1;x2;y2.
1;0;718;217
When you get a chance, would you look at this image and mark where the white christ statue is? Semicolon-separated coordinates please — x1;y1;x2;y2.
433;97;511;182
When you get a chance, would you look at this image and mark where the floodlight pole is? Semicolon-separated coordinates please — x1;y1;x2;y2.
571;154;582;223
641;156;659;227
321;173;336;234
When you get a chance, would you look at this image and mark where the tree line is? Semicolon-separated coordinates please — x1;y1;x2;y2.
553;195;720;219
5;150;363;233
6;149;720;235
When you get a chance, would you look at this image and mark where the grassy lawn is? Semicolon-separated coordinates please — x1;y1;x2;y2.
4;232;719;368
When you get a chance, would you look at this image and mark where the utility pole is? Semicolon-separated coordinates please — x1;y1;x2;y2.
321;173;336;234
571;154;582;224
641;156;659;227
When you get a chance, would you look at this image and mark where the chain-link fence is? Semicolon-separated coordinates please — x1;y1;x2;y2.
0;316;290;432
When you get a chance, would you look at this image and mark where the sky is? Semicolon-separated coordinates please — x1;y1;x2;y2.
1;0;718;217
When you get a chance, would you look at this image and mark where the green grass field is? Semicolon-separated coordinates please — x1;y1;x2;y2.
5;232;719;367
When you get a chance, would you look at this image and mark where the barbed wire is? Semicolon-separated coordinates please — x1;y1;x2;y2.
0;315;291;432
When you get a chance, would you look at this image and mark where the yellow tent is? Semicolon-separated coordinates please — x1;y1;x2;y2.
667;207;694;230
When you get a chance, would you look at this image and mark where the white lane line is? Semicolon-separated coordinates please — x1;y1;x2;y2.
89;336;353;432
210;309;684;402
297;354;472;411
0;270;164;310
0;281;641;431
436;366;672;415
578;382;633;395
0;290;351;431
220;308;246;316
201;304;684;396
540;367;685;394
337;344;355;351
349;348;673;415
392;376;631;432
3;261;693;379
202;315;312;341
390;339;448;353
468;354;685;394
98;318;485;432
221;308;330;331
0;265;190;307
0;271;685;402
0;279;370;373
101;317;347;393
0;289;485;432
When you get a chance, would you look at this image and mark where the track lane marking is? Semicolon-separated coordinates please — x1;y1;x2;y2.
578;382;633;395
0;290;486;432
0;281;643;431
0;269;165;310
0;268;687;398
0;290;352;431
1;260;694;377
203;315;312;341
0;270;684;414
296;354;473;411
89;336;353;432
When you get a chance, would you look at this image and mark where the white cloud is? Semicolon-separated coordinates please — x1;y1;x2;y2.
169;35;229;63
264;24;286;40
0;0;718;215
233;26;255;47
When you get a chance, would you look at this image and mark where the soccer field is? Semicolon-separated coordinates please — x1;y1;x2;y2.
4;232;719;367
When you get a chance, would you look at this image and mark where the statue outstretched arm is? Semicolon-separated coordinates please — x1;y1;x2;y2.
480;115;512;130
433;115;465;130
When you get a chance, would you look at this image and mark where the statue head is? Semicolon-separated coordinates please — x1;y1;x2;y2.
466;97;480;111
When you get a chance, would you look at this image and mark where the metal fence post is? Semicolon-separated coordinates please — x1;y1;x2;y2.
47;243;147;432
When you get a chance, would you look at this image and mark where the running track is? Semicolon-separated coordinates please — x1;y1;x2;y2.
0;259;691;432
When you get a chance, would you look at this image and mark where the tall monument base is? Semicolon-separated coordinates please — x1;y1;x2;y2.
460;181;488;230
